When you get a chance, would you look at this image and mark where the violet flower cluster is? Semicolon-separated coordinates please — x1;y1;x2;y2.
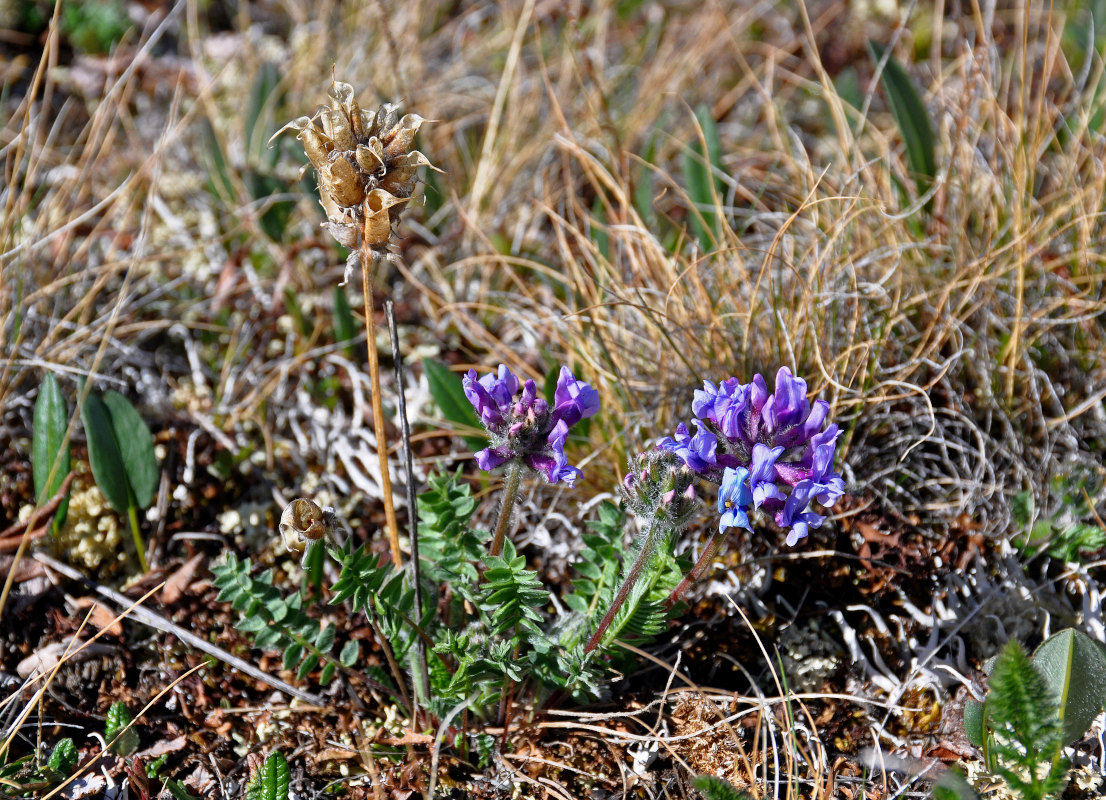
659;367;845;546
463;365;599;486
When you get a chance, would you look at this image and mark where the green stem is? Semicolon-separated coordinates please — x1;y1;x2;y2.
488;462;523;558
584;520;662;654
126;502;147;573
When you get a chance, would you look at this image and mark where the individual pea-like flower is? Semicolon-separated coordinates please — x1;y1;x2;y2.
662;367;845;544
657;422;717;474
271;80;439;280
717;466;753;533
463;364;598;487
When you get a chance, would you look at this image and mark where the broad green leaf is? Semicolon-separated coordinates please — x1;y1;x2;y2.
868;41;936;195
80;389;130;513
1032;627;1106;744
422;358;486;451
319;661;337;686
933;768;981;800
33;373;70;528
963;698;984;746
102;391;158;509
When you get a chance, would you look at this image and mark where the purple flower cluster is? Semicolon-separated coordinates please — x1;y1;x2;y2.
659;367;845;545
463;365;599;486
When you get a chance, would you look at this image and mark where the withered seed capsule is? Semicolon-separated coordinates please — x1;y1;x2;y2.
279;498;333;553
274;80;436;257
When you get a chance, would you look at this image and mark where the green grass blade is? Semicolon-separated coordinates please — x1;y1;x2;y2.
333;284;356;357
682;104;725;250
102;390;158;509
868;41;936;194
32;372;70;528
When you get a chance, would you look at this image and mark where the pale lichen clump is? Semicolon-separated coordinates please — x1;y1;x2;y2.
273;80;436;280
48;480;128;572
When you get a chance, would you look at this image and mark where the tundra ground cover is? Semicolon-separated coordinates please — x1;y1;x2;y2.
2;1;1106;798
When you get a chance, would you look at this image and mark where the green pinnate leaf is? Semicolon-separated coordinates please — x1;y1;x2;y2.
101;390;158;509
33;372;71;528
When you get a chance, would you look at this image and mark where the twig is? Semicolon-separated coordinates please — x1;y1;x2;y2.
359;240;402;569
386;300;428;716
32;551;327;706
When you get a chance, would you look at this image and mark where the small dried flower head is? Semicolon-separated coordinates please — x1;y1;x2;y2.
279;497;337;553
463;364;599;486
272;80;437;261
660;367;845;545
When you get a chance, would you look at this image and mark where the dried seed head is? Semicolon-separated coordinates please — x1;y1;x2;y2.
274;80;436;256
279;498;336;553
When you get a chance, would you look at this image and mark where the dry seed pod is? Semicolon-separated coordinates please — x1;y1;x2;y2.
382;115;424;160
326;154;366;206
279;498;334;553
355;142;383;174
298;125;330;169
363;189;406;247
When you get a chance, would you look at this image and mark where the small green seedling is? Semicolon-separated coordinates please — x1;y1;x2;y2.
32;372;71;534
105;701;140;757
244;751;290;800
78;380;159;572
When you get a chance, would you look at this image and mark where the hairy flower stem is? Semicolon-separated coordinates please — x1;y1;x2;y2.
664;530;723;609
489;461;523;558
359;243;401;569
584;521;662;654
386;300;428;715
